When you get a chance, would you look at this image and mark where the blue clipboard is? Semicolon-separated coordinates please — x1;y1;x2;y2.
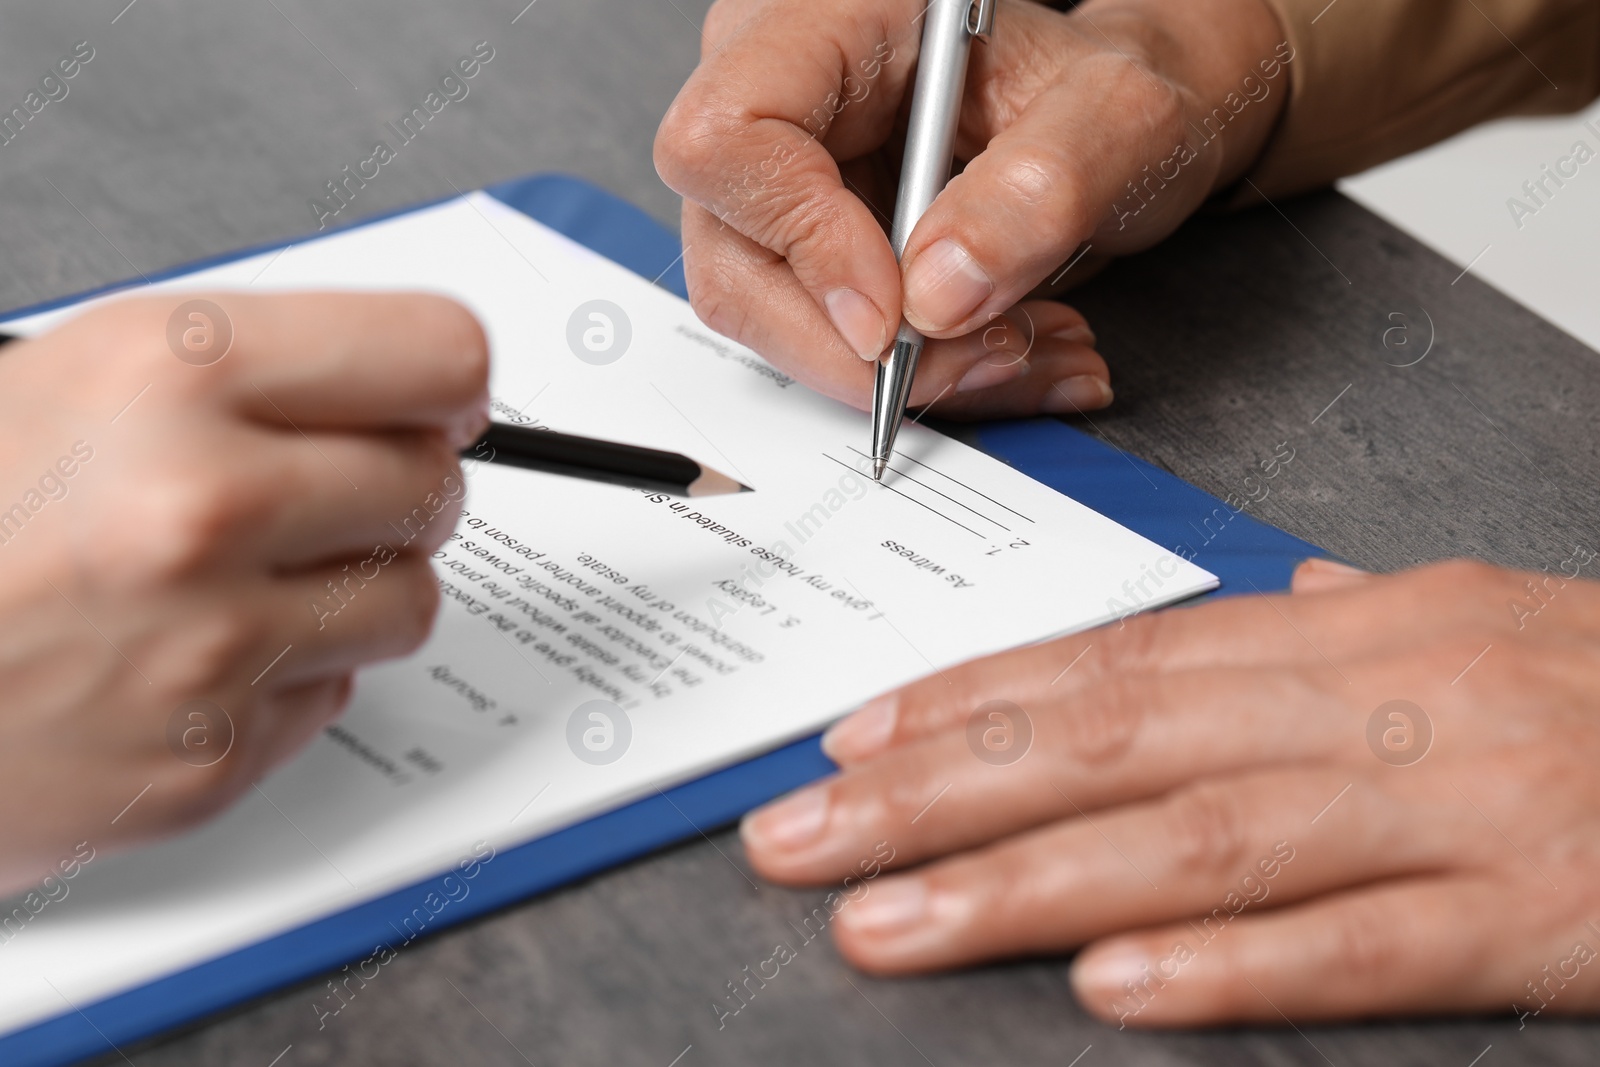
0;173;1325;1067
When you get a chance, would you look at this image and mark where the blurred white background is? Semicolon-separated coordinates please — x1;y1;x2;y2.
1341;98;1600;354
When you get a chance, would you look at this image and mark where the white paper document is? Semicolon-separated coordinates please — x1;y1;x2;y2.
0;193;1216;1034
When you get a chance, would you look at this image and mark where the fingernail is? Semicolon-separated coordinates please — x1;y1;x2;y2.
742;786;828;852
822;694;898;762
1041;375;1112;414
447;394;492;450
956;354;1029;394
1051;324;1096;346
824;287;887;361
903;239;993;333
1071;945;1149;995
838;878;927;935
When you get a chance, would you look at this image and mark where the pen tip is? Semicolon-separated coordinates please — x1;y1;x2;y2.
688;467;747;497
872;458;886;481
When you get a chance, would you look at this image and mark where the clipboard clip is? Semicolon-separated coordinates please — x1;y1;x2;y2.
966;0;997;40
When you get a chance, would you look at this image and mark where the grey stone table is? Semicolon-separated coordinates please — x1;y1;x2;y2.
3;0;1595;1064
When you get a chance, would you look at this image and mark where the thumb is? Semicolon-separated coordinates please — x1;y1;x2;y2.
900;61;1210;337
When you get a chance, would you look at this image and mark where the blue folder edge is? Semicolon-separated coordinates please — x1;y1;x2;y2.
1;173;1326;1067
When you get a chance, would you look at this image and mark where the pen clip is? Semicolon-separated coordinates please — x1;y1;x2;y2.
966;0;996;40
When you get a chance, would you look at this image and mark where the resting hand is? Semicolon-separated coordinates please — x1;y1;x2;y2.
743;557;1600;1026
656;0;1289;417
0;293;488;895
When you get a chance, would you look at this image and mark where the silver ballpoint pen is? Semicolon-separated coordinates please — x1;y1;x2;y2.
870;0;995;481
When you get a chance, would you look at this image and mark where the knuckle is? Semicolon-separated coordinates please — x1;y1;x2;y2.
1323;899;1403;980
321;673;356;721
154;605;263;698
389;491;451;549
1089;51;1184;137
652;118;692;191
978;311;1027;357
1411;559;1525;623
654;95;730;194
87;295;169;341
407;477;466;554
410;430;463;487
432;440;468;494
897;678;962;739
1134;73;1187;142
1456;638;1554;708
992;146;1093;246
699;0;746;45
157;752;251;831
992;147;1060;210
1160;782;1251;878
685;253;756;347
1425;558;1502;591
751;192;834;260
1056;678;1144;766
393;555;441;654
111;470;245;581
73;297;191;392
850;761;940;829
1097;611;1166;674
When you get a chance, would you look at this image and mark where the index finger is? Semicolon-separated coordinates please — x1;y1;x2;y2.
655;0;918;360
108;291;490;440
821;562;1516;765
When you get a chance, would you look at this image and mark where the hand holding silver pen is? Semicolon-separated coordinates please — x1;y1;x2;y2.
658;0;1289;444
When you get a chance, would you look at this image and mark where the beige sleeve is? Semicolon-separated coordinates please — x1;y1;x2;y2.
1236;0;1600;200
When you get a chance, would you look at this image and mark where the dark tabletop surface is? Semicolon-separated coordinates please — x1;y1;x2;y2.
4;1;1597;1064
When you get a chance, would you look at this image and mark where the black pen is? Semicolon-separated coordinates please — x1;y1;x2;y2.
0;331;750;497
464;421;749;497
